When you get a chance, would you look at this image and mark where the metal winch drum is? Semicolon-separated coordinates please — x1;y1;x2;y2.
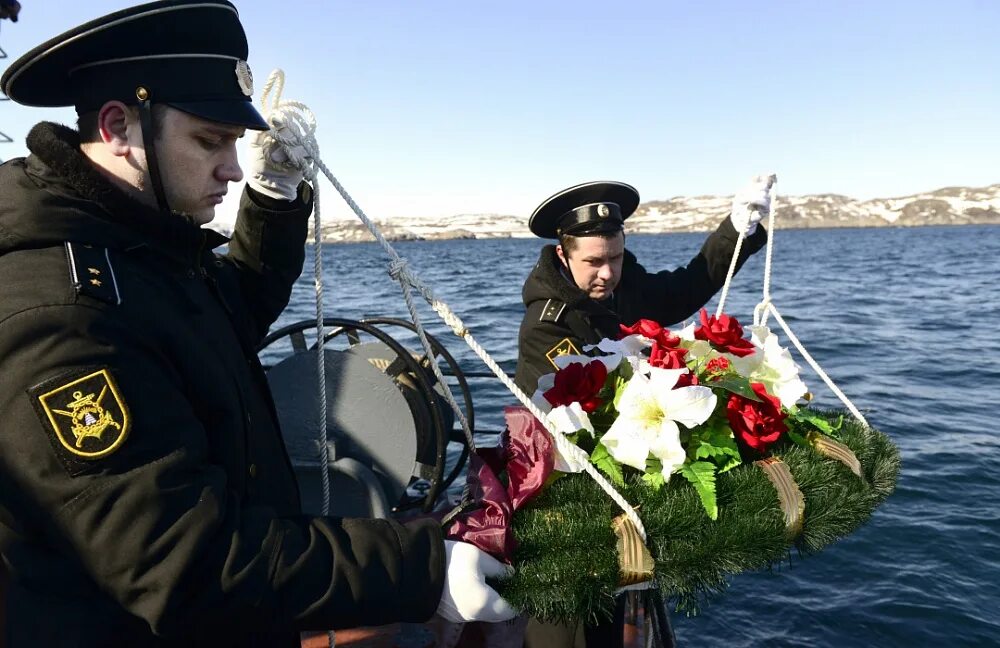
258;318;473;517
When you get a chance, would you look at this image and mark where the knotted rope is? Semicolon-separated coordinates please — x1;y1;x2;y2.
714;178;870;428
260;69;648;541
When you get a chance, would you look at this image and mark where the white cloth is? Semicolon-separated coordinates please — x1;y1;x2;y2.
246;125;308;201
730;174;776;235
436;540;517;624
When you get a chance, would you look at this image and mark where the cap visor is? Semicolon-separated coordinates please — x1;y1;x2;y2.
167;100;269;131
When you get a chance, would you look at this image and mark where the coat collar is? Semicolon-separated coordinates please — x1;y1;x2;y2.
25;121;229;265
521;244;639;312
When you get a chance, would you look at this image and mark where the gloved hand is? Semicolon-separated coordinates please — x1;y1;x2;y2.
436;540;517;623
246;122;309;201
730;174;776;236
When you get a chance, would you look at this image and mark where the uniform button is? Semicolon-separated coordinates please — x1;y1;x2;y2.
214;259;224;268
249;464;258;478
186;269;196;279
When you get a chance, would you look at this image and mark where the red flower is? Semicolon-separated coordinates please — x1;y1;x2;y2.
648;339;689;370
705;356;732;379
706;356;731;372
694;309;756;357
620;319;665;340
543;361;607;413
674;372;699;388
620;318;682;348
726;383;788;452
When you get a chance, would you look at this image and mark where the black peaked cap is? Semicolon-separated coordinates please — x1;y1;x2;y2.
529;181;640;239
1;0;268;130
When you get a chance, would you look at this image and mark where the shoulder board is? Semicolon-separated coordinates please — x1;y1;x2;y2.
65;242;122;305
538;298;568;324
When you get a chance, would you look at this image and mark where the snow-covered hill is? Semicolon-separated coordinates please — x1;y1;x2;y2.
311;183;1000;242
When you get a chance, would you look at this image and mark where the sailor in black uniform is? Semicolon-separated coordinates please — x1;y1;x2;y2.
516;179;773;647
0;2;512;645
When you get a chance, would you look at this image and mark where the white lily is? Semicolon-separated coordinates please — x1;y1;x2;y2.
730;326;808;408
599;367;717;481
545;402;595;472
580;334;648;373
675;322;713;362
530;372;557;412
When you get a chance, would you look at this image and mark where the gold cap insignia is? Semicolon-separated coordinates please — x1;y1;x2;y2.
545;337;582;368
597;204;610;218
37;369;130;459
235;60;254;97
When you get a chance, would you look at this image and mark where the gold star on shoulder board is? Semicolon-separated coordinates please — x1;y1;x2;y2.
545;337;582;368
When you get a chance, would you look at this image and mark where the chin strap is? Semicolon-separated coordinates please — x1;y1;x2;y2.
138;100;170;212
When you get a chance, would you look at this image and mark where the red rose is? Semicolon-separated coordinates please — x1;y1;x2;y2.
648;339;688;370
543;361;608;413
621;318;681;346
674;372;699;388
726;382;788;452
620;319;665;340
694;309;756;357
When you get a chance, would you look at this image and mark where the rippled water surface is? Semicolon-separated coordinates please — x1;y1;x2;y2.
264;225;1000;647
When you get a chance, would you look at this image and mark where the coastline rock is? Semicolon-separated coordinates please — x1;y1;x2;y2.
287;183;1000;243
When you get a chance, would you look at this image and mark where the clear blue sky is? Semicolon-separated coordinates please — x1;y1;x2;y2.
1;0;997;225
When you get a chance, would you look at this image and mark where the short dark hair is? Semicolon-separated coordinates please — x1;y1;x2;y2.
77;103;167;144
559;230;624;256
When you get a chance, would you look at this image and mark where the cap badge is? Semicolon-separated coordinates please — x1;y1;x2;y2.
235;60;254;97
597;204;610;218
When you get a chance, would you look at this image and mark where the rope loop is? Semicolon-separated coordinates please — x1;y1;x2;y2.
753;298;771;327
259;69;320;180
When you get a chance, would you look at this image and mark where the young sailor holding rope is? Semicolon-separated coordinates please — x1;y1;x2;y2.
516;178;774;647
0;1;513;645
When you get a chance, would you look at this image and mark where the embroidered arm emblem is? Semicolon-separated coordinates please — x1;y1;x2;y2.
35;369;131;459
545;337;582;368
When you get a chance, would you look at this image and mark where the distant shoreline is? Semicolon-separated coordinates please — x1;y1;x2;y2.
303;220;1000;245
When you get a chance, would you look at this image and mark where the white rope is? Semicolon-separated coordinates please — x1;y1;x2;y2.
714;226;748;318
753;184;778;328
716;177;870;429
260;69;647;541
765;304;869;427
259;70;335;648
324;164;648;538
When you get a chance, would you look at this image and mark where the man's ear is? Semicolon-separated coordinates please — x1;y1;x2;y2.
96;101;135;157
555;244;568;268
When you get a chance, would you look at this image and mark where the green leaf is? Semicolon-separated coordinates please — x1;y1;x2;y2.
611;371;630;410
681;461;718;520
642;471;666;490
708;376;762;401
791;409;844;438
590;442;625;487
786;429;809;447
694;436;742;473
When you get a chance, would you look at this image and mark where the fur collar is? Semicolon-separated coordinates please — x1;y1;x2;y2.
25;122;226;261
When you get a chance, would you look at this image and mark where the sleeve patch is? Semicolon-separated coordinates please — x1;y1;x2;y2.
30;368;131;467
545;338;582;368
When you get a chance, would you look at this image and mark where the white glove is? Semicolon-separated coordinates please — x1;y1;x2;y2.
436;540;517;623
730;174;776;236
246;124;309;201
